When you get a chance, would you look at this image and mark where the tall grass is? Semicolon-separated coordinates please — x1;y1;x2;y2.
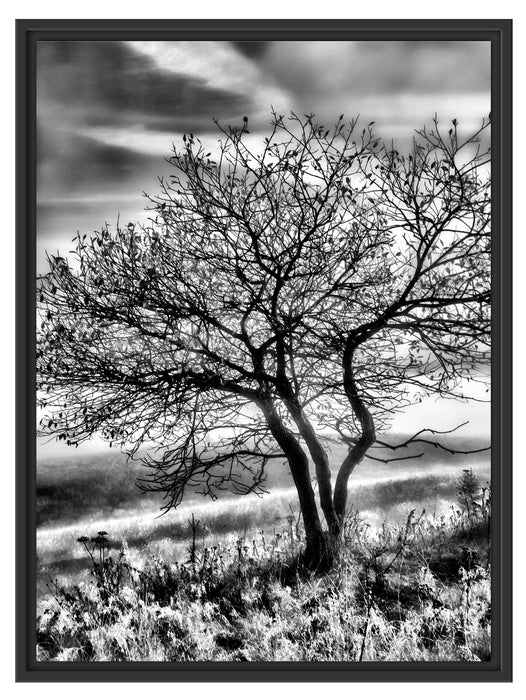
37;471;491;662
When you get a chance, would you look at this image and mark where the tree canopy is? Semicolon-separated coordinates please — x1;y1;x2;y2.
37;111;491;566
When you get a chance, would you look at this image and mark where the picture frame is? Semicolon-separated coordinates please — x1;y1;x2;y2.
16;18;512;682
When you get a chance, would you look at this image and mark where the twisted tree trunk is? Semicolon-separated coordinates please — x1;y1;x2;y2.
333;339;376;523
257;335;375;569
259;400;331;568
285;402;339;537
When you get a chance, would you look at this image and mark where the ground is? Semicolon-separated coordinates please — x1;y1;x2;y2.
36;441;491;662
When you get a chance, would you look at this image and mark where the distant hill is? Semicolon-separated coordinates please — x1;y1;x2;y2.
36;433;490;528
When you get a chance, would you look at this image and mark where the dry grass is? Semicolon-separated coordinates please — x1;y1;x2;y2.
37;469;491;662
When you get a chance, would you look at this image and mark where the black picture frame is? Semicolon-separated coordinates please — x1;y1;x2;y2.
16;18;512;682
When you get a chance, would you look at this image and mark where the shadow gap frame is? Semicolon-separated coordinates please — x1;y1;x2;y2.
16;18;512;683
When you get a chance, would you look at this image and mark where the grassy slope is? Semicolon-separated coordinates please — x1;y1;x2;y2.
37;502;492;662
36;437;490;634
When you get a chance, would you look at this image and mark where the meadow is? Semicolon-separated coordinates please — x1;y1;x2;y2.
36;439;492;662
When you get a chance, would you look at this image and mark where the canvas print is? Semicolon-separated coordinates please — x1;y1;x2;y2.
36;39;492;662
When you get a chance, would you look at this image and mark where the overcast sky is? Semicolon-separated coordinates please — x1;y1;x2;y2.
36;40;491;458
37;40;490;267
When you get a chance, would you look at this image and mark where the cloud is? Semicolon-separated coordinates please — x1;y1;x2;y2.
36;39;491;274
37;41;250;132
230;41;270;60
36;40;291;221
37;40;279;268
264;41;490;97
262;41;490;126
127;41;289;120
80;122;275;161
37;129;164;201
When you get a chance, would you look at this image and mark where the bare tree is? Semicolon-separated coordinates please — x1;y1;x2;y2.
37;112;490;568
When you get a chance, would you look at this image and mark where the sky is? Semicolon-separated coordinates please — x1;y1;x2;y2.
36;40;491;458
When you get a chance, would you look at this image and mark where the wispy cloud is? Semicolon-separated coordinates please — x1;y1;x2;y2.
127;41;290;119
263;41;490;102
37;39;491;273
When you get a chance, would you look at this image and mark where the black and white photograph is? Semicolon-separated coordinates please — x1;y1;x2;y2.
20;22;510;676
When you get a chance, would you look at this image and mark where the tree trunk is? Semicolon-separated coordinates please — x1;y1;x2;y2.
333;339;376;524
333;438;373;522
259;400;333;569
272;333;340;551
286;402;339;537
287;451;328;568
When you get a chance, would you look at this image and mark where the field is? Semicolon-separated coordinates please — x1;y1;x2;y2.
36;439;492;662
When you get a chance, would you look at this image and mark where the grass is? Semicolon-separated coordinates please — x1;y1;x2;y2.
36;461;491;662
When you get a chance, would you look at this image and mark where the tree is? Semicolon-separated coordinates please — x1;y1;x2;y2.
37;112;491;568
